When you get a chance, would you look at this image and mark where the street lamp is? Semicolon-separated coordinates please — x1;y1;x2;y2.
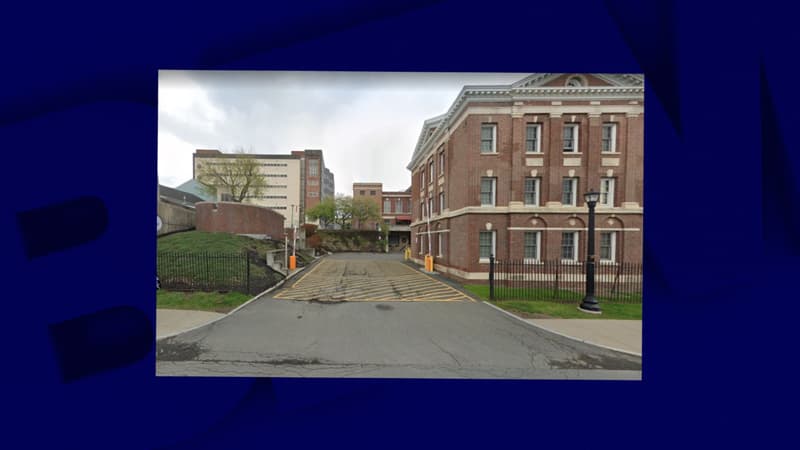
579;189;602;314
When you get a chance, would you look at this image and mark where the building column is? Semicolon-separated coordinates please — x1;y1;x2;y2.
547;114;563;206
587;113;603;195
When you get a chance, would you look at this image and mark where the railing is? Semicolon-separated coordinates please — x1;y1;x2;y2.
157;251;282;295
488;256;642;303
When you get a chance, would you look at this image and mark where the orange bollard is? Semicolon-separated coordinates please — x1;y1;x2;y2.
289;255;297;270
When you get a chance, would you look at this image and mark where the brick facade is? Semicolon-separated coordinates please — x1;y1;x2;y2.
407;73;644;281
196;201;286;239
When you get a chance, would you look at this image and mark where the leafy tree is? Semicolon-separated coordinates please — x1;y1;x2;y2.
350;196;381;228
306;197;337;228
334;195;354;229
196;148;267;202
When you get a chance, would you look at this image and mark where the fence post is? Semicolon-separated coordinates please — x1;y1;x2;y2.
489;254;495;300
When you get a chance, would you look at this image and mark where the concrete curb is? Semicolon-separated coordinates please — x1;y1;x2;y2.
480;301;643;358
156;255;324;342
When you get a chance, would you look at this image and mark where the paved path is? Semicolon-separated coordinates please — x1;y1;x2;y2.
526;319;642;355
274;254;469;302
157;253;641;379
156;309;225;339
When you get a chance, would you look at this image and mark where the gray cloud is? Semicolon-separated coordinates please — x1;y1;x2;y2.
158;70;528;193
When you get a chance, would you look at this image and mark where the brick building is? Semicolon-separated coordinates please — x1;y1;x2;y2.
193;148;334;229
353;183;412;246
406;73;644;281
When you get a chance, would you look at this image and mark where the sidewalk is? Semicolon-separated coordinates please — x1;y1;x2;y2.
525;318;642;356
156;309;225;339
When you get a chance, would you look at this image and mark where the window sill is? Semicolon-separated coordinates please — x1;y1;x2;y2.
480;152;500;155
599;260;617;265
479;258;491;264
525;152;544;155
523;259;543;265
560;260;581;265
562;152;583;155
601;152;621;155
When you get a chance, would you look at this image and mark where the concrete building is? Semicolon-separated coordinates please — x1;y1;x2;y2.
406;73;644;281
192;148;334;229
353;182;412;247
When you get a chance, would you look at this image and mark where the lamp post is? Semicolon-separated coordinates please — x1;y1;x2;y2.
579;189;602;314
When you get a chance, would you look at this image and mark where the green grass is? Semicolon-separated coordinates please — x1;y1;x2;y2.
464;285;642;320
157;231;285;294
158;231;280;254
157;290;252;313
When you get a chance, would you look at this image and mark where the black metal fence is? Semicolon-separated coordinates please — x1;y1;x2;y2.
489;256;642;303
157;251;282;296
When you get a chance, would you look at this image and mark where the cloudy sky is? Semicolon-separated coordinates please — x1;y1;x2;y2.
158;70;529;193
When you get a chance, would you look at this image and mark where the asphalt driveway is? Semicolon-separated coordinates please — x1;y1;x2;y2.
156;253;642;379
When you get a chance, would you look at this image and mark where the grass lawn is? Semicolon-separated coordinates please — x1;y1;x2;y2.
157;290;252;313
464;285;642;320
158;231;280;254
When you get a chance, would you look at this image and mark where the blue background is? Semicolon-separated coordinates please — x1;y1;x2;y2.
2;0;791;448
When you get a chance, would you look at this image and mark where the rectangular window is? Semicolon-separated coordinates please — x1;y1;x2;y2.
563;124;579;152
439;151;445;176
420;234;424;255
421;170;425;188
600;232;616;262
480;123;497;153
438;233;443;257
480;177;496;206
360;190;365;196
309;159;319;176
429;160;434;181
524;177;540;206
396;198;403;212
525;124;541;153
561;231;578;261
562;177;578;206
524;232;540;261
429;197;434;216
439;191;445;211
479;230;496;260
370;190;376;196
602;123;617;153
600;177;615;207
384;199;391;213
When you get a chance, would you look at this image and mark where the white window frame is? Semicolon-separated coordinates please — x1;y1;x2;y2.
383;198;391;213
421;170;425;188
563;123;579;153
599;231;617;263
396;198;403;212
429;160;434;181
309;159;319;176
439;151;445;177
480;123;497;154
600;177;615;207
478;230;496;263
438;233;443;257
561;231;579;263
480;177;496;206
523;231;541;263
439;191;445;211
524;177;540;206
525;123;542;153
429;197;435;216
601;123;618;153
562;177;578;206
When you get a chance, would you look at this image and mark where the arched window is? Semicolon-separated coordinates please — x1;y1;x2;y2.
566;76;585;87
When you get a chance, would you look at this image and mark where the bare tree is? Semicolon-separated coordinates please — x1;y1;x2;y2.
196;148;267;202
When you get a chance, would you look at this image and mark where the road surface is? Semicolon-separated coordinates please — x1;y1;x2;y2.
156;253;642;379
